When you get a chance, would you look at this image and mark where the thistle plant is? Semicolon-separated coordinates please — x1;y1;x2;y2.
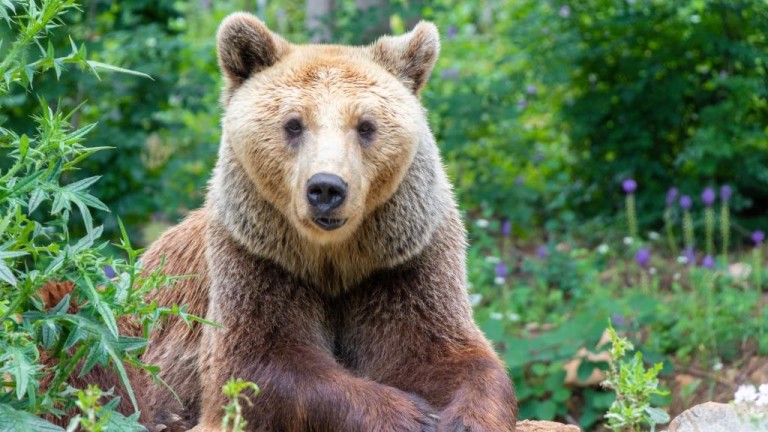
701;187;716;256
63;385;148;431
663;188;678;255
500;218;511;262
623;179;638;239
754;231;765;351
695;267;718;358
603;325;670;432
221;378;260;432
0;1;197;429
720;186;732;260
67;386;106;432
679;195;695;265
635;248;651;294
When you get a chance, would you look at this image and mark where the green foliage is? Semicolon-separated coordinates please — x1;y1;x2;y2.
1;1;766;430
65;385;143;432
527;0;768;229
467;182;766;427
221;378;260;432
0;1;199;429
603;326;669;432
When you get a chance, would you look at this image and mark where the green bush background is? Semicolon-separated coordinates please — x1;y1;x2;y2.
4;0;766;244
2;1;767;430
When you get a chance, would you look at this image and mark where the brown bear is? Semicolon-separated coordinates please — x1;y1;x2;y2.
52;12;518;432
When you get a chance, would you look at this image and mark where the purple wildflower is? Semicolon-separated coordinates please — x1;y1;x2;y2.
495;263;508;278
517;99;527;110
446;25;457;40
501;220;512;237
526;85;538;95
536;245;548;259
702;255;715;269
559;5;571;18
440;68;459;80
753;230;765;246
720;185;732;202
635;248;651;268
622;178;637;194
680;195;692;210
104;265;116;279
611;313;626;327
666;187;679;207
701;187;716;207
684;246;696;266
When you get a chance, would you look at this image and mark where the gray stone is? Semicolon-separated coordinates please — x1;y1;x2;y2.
666;401;768;432
516;420;581;432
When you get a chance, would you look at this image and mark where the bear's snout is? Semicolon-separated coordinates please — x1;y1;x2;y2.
307;173;348;230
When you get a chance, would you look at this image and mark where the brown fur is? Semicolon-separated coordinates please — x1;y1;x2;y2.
40;13;517;431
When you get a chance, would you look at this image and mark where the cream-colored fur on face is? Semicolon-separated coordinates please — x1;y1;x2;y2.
210;13;450;292
218;14;439;246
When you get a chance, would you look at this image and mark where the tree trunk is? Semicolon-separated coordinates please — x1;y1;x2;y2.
306;0;334;43
355;0;390;43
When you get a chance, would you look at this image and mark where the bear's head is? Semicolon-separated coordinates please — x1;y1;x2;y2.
216;13;440;245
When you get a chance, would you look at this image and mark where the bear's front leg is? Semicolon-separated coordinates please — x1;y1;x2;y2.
194;222;437;432
340;217;517;432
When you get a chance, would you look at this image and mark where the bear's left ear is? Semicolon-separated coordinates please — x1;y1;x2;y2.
217;12;291;90
369;21;440;94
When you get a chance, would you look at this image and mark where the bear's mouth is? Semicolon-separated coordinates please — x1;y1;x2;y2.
313;217;347;231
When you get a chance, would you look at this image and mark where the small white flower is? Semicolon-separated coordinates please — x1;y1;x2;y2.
673;272;681;281
490;312;503;320
623;237;634;245
648;231;660;241
469;293;482;307
597;244;610;254
507;312;521;322
734;384;758;404
649;267;657;276
476;219;490;229
677;255;689;265
485;256;501;264
757;385;768;406
712;361;723;371
494;277;506;285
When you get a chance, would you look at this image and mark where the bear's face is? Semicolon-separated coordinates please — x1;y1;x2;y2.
217;14;439;245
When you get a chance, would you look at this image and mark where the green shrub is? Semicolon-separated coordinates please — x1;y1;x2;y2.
527;0;768;230
603;326;669;432
0;1;199;429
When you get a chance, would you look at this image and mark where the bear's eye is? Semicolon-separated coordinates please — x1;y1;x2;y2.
284;119;303;138
356;120;376;140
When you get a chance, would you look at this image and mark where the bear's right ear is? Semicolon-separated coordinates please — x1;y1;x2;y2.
217;13;290;90
369;22;440;94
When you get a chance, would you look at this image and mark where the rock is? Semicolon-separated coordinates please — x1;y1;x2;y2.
516;420;581;431
728;262;752;280
666;401;768;432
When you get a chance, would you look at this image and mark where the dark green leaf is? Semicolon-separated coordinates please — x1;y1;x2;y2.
0;404;63;432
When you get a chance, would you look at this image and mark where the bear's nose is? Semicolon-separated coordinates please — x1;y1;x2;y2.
306;173;348;213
